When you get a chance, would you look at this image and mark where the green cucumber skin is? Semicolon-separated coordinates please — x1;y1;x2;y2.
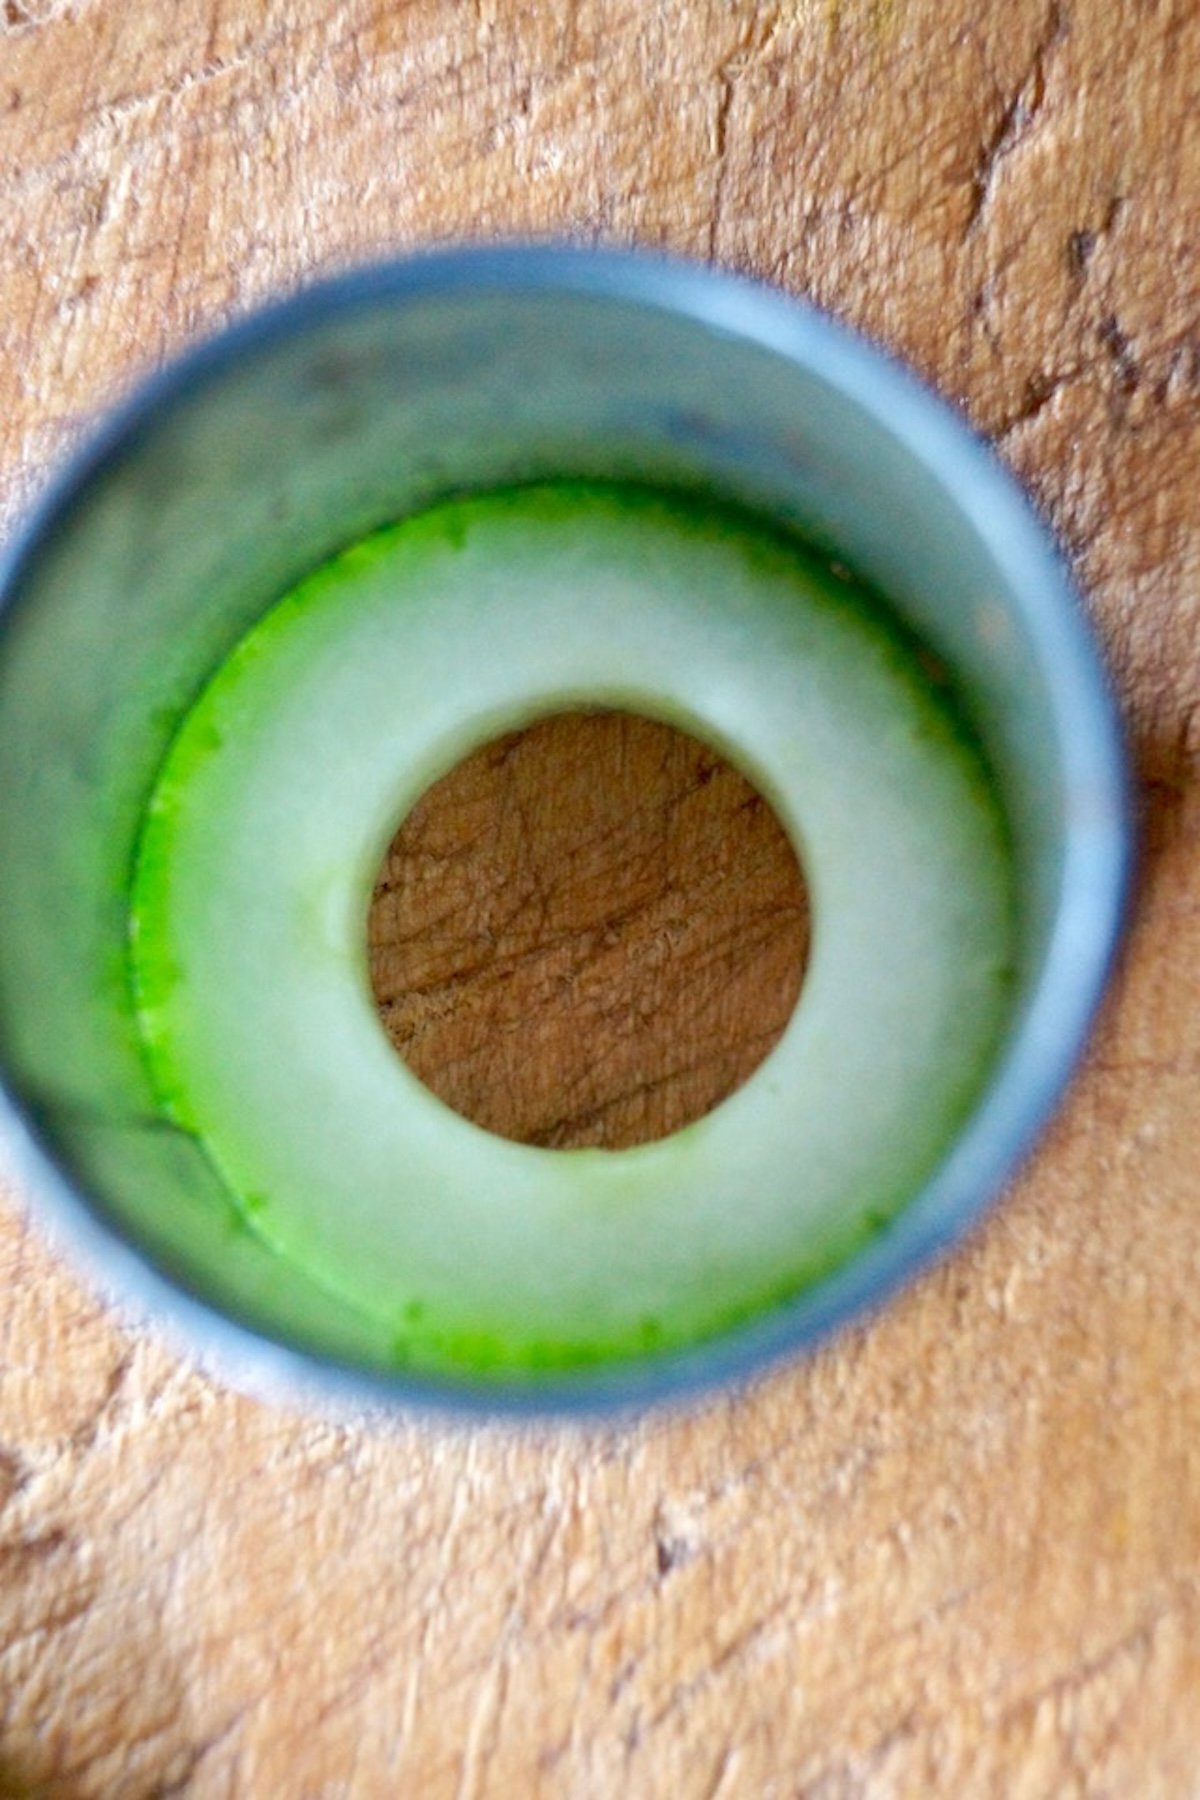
130;483;1016;1379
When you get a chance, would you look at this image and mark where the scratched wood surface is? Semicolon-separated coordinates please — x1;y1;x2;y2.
370;710;810;1150
1;2;1199;1794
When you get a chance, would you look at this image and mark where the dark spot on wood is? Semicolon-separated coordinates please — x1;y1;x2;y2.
608;1656;638;1701
1067;228;1096;278
0;0;60;24
0;1526;75;1569
0;1446;30;1509
1099;314;1140;395
654;1514;696;1577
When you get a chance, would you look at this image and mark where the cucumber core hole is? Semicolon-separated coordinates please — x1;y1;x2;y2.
367;708;810;1150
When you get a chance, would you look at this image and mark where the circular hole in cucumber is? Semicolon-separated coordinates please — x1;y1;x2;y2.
367;707;811;1150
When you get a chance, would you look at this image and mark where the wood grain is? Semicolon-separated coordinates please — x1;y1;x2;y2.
1;1;1198;1794
369;710;808;1149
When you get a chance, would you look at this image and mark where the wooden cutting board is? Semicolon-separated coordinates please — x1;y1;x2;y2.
1;2;1198;1792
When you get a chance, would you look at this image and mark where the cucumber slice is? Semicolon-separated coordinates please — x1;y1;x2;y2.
130;483;1014;1376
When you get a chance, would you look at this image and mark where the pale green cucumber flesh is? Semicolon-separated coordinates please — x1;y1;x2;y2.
129;483;1016;1377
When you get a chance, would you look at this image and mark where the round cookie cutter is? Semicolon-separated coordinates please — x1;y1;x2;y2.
0;247;1131;1414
